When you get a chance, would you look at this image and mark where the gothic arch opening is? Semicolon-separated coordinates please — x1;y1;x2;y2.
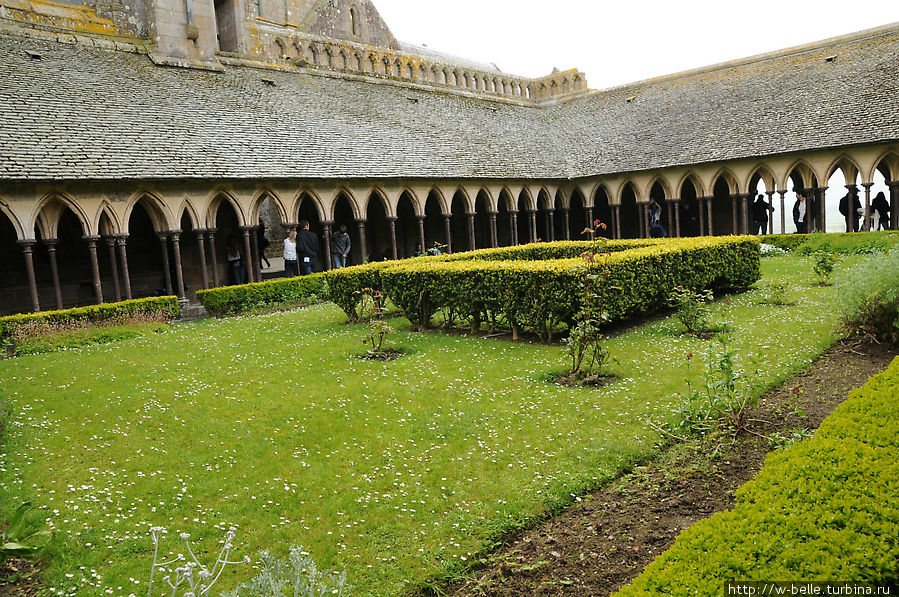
593;187;611;235
0;210;27;315
568;188;587;240
396;192;418;258
679;179;700;237
474;191;491;249
366;192;391;261
497;190;513;247
516;191;532;244
423;191;444;253
711;177;734;236
450;191;470;253
214;198;244;286
126;202;166;297
619;183;640;239
553;191;567;240
330;192;359;266
536;189;553;242
648;182;669;237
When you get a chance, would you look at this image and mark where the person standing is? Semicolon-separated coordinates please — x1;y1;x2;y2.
872;191;891;230
649;199;668;237
839;190;863;232
226;237;246;285
792;191;808;234
296;219;318;275
752;194;774;235
330;224;351;268
283;228;299;278
257;218;271;270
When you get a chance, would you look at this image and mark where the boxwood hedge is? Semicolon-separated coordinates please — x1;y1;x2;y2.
0;296;180;343
196;274;328;317
325;236;759;337
759;231;899;255
616;357;899;595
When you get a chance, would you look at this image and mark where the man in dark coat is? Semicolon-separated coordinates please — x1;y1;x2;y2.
752;194;774;235
839;190;863;232
872;191;891;230
296;219;319;275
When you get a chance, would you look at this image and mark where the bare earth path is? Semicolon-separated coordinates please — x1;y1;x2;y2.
445;339;898;597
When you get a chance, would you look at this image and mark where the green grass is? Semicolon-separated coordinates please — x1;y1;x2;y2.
0;255;850;596
11;322;168;356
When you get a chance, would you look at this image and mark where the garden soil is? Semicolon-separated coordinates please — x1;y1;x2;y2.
443;339;898;597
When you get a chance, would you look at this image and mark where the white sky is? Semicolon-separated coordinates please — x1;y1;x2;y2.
375;0;896;232
374;0;896;90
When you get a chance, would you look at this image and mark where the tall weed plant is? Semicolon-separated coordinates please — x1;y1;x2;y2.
835;245;899;345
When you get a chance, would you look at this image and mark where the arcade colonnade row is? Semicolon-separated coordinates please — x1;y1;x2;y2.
1;143;897;314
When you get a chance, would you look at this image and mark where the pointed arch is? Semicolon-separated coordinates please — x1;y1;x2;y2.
0;200;25;240
425;186;448;214
206;189;246;229
710;167;740;195
176;198;201;230
746;163;777;193
516;187;535;212
536;187;553;210
291;188;326;222
677;172;706;198
399;188;422;215
249;188;287;223
870;147;899;182
780;158;820;191
31;192;92;237
96;201;122;236
452;186;473;213
824;154;864;183
123;189;173;232
646;176;671;200
367;187;392;217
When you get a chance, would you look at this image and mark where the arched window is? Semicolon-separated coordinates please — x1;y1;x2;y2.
350;7;361;36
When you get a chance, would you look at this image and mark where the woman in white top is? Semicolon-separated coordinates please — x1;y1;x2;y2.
283;229;299;278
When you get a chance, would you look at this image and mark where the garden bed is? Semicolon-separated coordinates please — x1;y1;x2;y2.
443;339;898;597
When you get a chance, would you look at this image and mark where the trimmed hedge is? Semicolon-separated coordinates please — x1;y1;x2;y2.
0;297;179;343
380;236;759;335
196;274;328;317
616;357;899;595
324;238;743;324
760;231;899;255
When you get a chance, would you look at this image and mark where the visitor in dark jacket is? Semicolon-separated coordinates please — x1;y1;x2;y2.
330;224;351;268
752;194;774;235
872;191;891;230
792;190;808;234
296;219;318;275
839;190;863;232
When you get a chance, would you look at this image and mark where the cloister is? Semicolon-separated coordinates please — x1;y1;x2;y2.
2;143;896;315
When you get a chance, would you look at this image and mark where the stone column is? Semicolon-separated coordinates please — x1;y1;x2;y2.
18;240;40;313
528;209;538;242
765;191;776;235
815;187;828;233
742;193;751;235
158;232;174;296
206;229;219;288
862;183;874;232
698;199;707;237
731;196;739;235
844;184;858;232
416;215;426;252
105;236;122;302
194;229;209;290
240;227;254;284
170;231;186;299
510;210;519;245
889;181;899;230
84;235;104;304
613;205;622;239
546;209;555;242
488;211;498;248
250;226;261;281
778;191;787;234
584;206;594;232
442;214;452;254
705;197;714;236
666;201;675;236
388;217;398;259
561;208;570;240
356;219;368;262
673;200;682;237
638;202;649;238
322;220;333;270
466;212;476;250
44;239;63;310
116;235;132;300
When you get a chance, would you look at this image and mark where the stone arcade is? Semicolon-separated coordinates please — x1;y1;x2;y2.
1;0;898;314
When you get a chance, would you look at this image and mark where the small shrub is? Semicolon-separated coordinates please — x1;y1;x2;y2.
0;502;51;567
836;245;899;345
669;286;714;334
756;282;791;306
362;319;395;353
812;252;838;285
673;329;760;436
223;547;351;597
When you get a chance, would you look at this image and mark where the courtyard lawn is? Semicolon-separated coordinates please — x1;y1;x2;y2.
0;255;846;596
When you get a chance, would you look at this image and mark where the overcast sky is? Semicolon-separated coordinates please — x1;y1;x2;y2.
374;0;897;90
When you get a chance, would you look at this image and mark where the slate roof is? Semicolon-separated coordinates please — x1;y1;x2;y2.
1;24;898;182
